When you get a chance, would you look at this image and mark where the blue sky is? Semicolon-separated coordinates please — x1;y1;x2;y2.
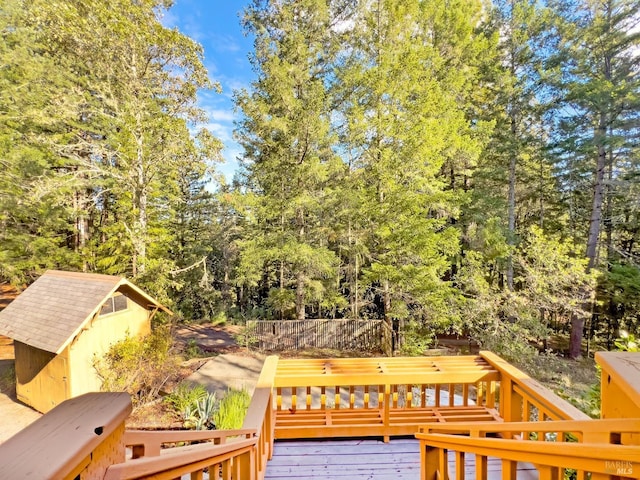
163;1;254;181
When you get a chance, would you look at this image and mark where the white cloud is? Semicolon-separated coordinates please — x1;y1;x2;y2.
203;122;233;142
206;108;236;123
210;33;242;53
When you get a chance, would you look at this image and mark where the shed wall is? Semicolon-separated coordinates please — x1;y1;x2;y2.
68;299;150;397
14;341;69;413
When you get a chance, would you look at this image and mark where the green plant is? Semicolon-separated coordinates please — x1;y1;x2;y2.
234;322;258;351
93;325;181;407
615;330;639;352
195;392;217;430
397;321;435;356
184;339;204;358
165;381;207;415
182;392;217;430
211;311;227;326
213;388;251;430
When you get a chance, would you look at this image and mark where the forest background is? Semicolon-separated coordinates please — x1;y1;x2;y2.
1;0;639;361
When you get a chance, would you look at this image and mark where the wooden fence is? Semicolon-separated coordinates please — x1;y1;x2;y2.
249;319;385;351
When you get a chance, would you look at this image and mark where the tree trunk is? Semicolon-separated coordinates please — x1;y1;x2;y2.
604;138;613;263
571;113;608;359
382;279;392;355
296;206;306;320
585;117;607;270
506;115;517;291
296;270;305;320
132;114;147;276
569;314;584;359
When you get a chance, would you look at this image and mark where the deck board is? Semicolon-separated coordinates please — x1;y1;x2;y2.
264;438;539;480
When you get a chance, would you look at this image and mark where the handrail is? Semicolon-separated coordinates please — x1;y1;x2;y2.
0;392;131;480
242;355;278;478
420;418;640;442
124;428;257;457
104;437;257;480
417;432;640;479
111;355;279;480
480;350;590;422
596;352;640;410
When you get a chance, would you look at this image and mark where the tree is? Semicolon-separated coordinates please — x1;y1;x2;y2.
0;0;221;302
0;0;86;284
547;0;640;357
478;0;552;290
236;0;342;320
334;0;490;350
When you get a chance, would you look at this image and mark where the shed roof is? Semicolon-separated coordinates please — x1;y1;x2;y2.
0;270;171;354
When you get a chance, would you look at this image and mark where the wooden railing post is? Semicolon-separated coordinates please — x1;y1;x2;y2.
420;441;441;480
502;377;524;423
383;384;391;442
243;355;278;479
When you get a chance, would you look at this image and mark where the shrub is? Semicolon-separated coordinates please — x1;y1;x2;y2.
165;381;208;415
94;325;181;407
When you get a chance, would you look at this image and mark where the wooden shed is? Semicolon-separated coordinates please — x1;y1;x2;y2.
0;270;171;413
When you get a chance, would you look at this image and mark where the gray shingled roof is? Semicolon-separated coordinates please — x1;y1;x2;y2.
0;270;169;354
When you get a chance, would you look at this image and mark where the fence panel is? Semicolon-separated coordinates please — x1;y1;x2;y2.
250;319;384;351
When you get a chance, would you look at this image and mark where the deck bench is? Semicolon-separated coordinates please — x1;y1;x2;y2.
271;355;503;442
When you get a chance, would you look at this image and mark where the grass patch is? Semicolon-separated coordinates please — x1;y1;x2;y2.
213;388;251;430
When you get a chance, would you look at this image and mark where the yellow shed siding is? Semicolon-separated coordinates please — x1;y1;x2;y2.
68;299;150;397
14;341;70;413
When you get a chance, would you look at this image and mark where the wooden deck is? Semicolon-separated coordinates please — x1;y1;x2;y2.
264;438;539;480
5;351;632;480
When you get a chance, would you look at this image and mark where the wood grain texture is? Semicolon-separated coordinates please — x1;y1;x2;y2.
0;392;131;479
264;438;538;480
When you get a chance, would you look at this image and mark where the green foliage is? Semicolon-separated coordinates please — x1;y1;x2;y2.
235;322;259;351
183;339;205;359
3;0;640;353
213;388;251;431
94;326;180;406
192;393;218;430
615;330;639;352
517;226;597;318
0;0;221;304
397;321;436;356
165;381;208;416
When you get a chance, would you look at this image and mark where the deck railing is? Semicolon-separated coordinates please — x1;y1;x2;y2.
417;418;640;480
480;351;590;423
270;352;588;442
104;356;279;480
3;350;637;480
0;392;132;480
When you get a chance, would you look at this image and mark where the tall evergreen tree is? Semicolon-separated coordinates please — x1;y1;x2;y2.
236;0;342;320
547;0;640;357
0;0;220;303
334;0;490;350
